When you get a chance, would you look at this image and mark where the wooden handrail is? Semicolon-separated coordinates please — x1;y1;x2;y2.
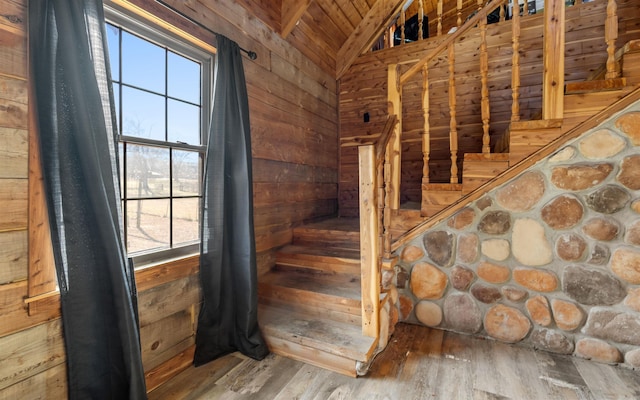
400;0;507;85
375;114;398;166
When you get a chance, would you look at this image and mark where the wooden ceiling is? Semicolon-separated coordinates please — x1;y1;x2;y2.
226;0;484;78
230;0;416;78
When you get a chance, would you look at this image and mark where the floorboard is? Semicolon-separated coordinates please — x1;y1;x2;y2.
149;324;640;400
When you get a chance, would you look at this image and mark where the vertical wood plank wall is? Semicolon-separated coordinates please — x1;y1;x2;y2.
0;0;339;396
338;0;640;216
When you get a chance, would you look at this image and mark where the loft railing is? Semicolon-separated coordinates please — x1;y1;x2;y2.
378;0;603;52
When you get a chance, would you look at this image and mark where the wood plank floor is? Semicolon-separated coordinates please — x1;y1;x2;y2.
149;324;640;400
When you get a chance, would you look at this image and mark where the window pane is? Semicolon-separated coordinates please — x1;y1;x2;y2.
168;99;200;144
121;31;165;94
168;51;200;104
173;198;200;246
112;83;120;123
126;144;170;198
173;150;201;196
106;24;120;82
122;86;165;141
126;199;170;253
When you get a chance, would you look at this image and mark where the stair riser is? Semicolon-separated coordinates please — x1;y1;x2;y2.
258;284;362;318
263;336;358;377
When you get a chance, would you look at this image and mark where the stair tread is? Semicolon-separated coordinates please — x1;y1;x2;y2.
277;244;360;262
295;217;360;233
260;268;361;301
258;303;376;362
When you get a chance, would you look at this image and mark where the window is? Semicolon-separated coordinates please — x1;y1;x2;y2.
105;8;213;263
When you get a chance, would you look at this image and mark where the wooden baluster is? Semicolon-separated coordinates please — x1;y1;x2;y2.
437;0;443;36
400;9;406;45
418;0;425;40
422;65;430;185
500;2;506;21
575;0;583;4
377;155;385;257
387;64;401;211
480;3;491;154
457;0;463;27
512;0;521;122
523;0;529;16
605;0;618;79
448;43;459;183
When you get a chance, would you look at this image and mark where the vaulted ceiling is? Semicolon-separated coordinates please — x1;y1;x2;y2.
231;0;415;78
229;0;481;78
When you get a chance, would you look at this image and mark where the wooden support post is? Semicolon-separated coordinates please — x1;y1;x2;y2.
457;0;463;27
387;64;401;210
447;44;459;183
479;5;491;154
511;0;521;122
437;0;443;36
605;0;619;79
358;144;380;338
422;65;430;184
400;9;406;45
542;0;565;120
418;0;425;40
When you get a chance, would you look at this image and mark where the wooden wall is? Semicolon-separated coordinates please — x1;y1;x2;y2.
338;0;640;216
0;0;338;396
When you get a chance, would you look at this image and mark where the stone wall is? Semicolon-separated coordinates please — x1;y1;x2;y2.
390;101;640;369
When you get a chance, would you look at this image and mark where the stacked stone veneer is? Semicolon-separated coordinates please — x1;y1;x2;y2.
388;103;640;369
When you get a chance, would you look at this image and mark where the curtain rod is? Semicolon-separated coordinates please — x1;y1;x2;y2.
155;0;258;60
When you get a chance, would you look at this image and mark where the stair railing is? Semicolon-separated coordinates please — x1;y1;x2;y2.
385;0;621;210
358;114;397;338
386;0;508;209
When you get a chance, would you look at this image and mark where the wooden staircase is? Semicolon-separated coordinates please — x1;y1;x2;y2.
256;1;640;377
257;218;381;377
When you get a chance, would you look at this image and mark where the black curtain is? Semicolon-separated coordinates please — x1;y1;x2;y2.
29;1;147;399
194;35;269;366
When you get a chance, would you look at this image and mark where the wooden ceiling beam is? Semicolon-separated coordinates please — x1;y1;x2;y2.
281;0;314;37
336;0;406;79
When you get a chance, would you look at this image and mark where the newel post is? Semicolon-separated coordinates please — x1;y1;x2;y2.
359;144;380;338
542;0;565;119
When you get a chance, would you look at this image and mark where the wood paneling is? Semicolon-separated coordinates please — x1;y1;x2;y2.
0;230;27;285
0;127;27;179
0;319;65;392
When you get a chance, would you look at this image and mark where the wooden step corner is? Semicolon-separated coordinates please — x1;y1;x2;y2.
565;78;627;95
258;304;378;377
509;118;563;131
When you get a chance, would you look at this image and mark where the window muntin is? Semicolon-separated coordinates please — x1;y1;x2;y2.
105;8;211;261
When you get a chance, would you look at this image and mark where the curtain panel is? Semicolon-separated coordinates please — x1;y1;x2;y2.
29;1;147;398
194;35;269;366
